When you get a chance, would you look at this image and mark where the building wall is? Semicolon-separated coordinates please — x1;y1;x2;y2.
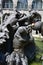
13;0;18;10
28;0;33;10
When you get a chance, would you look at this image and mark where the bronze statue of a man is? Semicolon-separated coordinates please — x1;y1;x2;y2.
6;26;29;65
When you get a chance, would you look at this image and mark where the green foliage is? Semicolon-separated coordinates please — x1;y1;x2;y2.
29;38;43;65
30;61;41;65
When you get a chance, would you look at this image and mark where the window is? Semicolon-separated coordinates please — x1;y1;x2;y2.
17;0;28;10
2;0;13;8
0;17;1;24
42;1;43;9
32;0;43;10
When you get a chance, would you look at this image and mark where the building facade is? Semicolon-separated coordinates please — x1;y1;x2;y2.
0;0;43;24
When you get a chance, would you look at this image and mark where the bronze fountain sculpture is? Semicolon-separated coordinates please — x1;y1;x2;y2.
0;10;42;65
